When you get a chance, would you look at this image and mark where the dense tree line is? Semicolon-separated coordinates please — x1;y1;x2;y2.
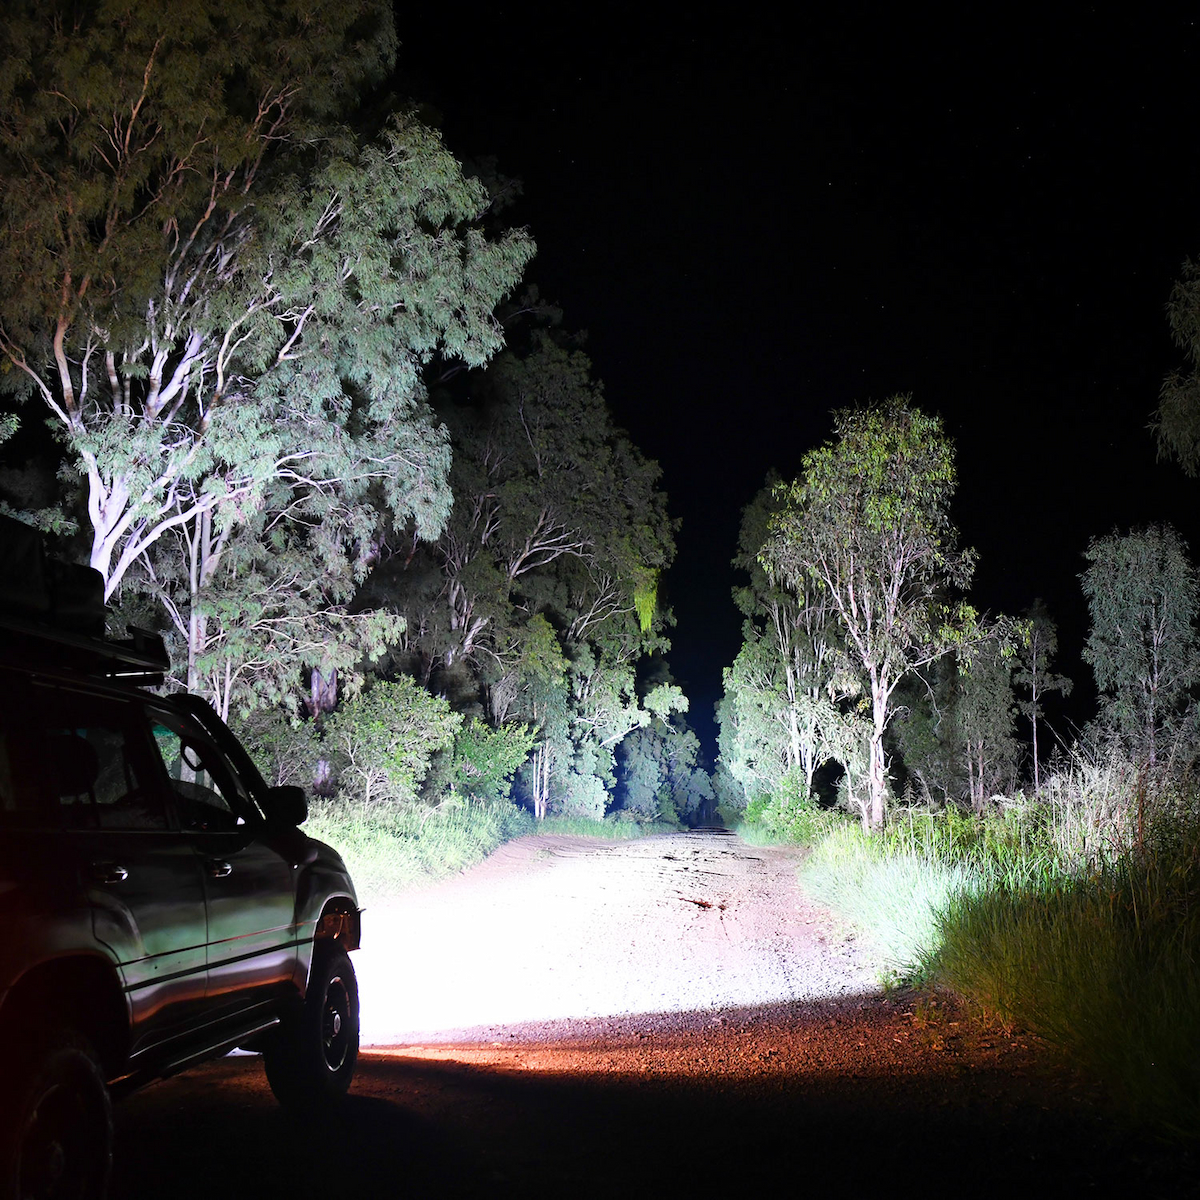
0;0;698;825
717;395;1200;830
7;3;1200;837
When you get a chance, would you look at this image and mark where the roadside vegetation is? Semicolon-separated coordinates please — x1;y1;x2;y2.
719;399;1200;1142
0;0;711;908
306;796;673;905
749;760;1200;1141
5;0;1200;1148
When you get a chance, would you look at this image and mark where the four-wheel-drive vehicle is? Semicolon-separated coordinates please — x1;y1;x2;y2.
0;516;362;1198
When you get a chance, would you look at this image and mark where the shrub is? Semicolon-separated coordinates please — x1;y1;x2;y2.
323;677;461;804
738;771;838;844
233;706;322;791
929;811;1200;1138
306;797;533;903
452;718;536;804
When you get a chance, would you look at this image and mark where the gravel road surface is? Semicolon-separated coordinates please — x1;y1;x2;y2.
112;830;1198;1198
355;829;876;1043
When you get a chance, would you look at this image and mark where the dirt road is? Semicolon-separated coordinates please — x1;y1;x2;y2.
112;831;1197;1197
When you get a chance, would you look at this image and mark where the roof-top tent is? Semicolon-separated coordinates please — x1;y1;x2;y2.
0;513;169;684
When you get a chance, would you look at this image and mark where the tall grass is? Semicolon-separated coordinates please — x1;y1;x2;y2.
788;753;1200;1139
931;812;1200;1138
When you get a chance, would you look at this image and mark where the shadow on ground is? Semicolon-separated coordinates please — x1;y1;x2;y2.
113;997;1198;1199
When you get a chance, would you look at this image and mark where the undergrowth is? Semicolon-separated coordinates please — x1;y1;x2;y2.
759;753;1200;1141
305;797;535;904
305;799;663;905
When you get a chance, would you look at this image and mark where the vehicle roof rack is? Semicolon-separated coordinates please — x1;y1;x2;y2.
0;514;169;684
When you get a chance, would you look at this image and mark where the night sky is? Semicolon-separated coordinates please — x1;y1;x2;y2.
395;11;1200;755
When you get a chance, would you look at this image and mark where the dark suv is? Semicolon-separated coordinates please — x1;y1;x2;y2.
0;517;362;1198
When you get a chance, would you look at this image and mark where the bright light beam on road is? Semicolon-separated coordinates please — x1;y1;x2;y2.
353;834;878;1045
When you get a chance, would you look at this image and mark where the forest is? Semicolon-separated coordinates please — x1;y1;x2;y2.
1;1;1199;1140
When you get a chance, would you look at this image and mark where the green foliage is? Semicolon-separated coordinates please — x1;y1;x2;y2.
717;477;859;816
633;569;658;634
451;718;536;804
954;638;1021;809
534;813;666;839
322;678;462;805
764;398;976;828
0;2;533;720
617;710;714;826
797;748;1200;1140
366;333;678;820
1081;524;1200;767
233;707;323;792
738;771;838;844
930;811;1200;1140
1013;599;1073;795
305;796;534;904
1154;256;1200;475
800;822;981;978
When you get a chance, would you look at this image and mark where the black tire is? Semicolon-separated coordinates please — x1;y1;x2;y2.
0;1033;113;1200
263;945;359;1113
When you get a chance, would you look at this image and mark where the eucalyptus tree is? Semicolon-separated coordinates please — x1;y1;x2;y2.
0;1;534;713
619;714;714;825
1013;599;1072;795
766;399;977;829
375;334;679;818
954;639;1020;810
1155;257;1200;474
720;477;856;804
1082;525;1200;769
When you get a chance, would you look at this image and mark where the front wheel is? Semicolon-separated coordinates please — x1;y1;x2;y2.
263;945;359;1113
0;1033;113;1200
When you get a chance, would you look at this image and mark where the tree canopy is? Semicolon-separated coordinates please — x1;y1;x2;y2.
765;398;976;828
0;1;534;717
1082;524;1200;769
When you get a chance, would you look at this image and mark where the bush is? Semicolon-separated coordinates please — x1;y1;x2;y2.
233;706;322;792
452;718;536;804
737;771;839;844
323;677;461;804
799;820;982;977
792;752;1200;1141
305;797;534;903
929;811;1200;1138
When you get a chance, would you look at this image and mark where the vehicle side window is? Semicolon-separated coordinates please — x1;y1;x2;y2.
34;687;168;832
147;710;248;834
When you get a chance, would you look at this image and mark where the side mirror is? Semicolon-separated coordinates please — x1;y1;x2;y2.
263;784;307;827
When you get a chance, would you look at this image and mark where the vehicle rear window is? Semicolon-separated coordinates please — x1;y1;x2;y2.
34;686;169;831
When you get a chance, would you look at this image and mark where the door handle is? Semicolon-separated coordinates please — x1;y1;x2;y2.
91;862;129;884
206;858;233;878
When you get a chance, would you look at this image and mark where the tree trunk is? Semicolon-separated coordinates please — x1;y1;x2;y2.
1031;714;1040;797
867;686;888;830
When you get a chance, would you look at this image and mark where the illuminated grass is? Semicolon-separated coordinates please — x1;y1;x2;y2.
798;823;981;977
305;801;663;904
788;765;1200;1141
306;798;535;904
928;815;1200;1139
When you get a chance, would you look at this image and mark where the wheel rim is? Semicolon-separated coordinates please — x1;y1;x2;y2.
321;975;352;1073
19;1076;102;1199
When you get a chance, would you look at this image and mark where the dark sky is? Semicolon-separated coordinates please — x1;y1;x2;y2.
395;10;1200;755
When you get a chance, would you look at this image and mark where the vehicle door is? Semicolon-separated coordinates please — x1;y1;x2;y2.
144;706;299;1017
31;681;209;1053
